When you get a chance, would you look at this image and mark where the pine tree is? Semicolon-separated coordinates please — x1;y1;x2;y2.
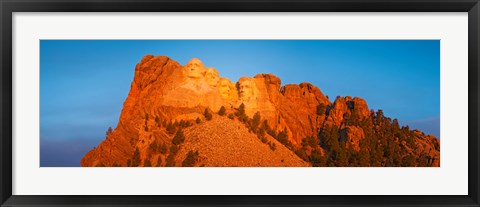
149;141;157;152
218;106;226;116
144;158;152;167
166;154;175;167
320;125;339;151
131;147;141;167
204;108;213;121
157;156;163;167
166;120;176;134
237;103;248;123
302;136;318;148
251;112;261;132
170;145;179;155
182;150;199;167
269;142;276;151
316;104;326;116
172;129;185;145
155;116;160;125
238;103;246;116
106;127;113;137
276;128;289;146
158;143;167;154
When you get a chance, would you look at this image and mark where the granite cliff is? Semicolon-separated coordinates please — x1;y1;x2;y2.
81;56;440;167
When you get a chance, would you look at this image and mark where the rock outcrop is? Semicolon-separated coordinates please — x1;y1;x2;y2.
340;126;365;152
81;55;440;167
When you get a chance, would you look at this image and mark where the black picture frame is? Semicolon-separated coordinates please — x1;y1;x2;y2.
1;0;479;206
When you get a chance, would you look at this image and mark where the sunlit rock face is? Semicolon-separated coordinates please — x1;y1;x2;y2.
180;58;211;94
339;126;365;151
204;68;220;87
218;78;238;101
238;77;258;103
237;77;262;116
81;55;440;168
184;58;205;79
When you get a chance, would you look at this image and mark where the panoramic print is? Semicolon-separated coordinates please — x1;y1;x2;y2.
40;40;440;167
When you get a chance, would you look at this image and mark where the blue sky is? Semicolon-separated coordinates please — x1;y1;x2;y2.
40;40;440;167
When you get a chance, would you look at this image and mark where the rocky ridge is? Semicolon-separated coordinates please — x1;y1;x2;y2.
81;55;440;167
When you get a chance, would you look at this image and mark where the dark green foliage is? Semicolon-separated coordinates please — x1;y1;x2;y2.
222;96;432;167
417;155;430;167
196;117;201;124
166;154;176;167
236;103;249;123
170;145;179;155
228;113;235;120
172;129;185;145
317;108;437;167
346;100;354;110
358;149;370;166
162;120;167;128
149;141;157;152
316;104;326;116
401;155;415;167
310;149;327;167
106;127;113;137
165;146;178;167
346;112;361;126
260;120;269;132
432;140;440;151
179;120;186;128
159;143;167;154
268;142;276;151
238;103;246;116
144;158;152;167
218;106;226;116
325;105;332;116
166;121;176;134
179;119;193;128
204;108;213;121
173;120;178;128
157;156;163;167
182;150;199;167
403;126;416;148
276;128;288;146
257;127;266;139
347;150;360;166
267;129;277;138
320;125;340;151
302;136;318;148
330;147;348;166
127;159;131;167
131;147;141;167
251;112;261;132
295;149;309;162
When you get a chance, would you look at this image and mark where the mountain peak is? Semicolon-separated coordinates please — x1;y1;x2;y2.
81;55;439;167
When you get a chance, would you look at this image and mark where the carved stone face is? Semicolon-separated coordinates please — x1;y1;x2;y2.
204;68;220;86
184;58;205;79
238;77;256;101
218;78;233;99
